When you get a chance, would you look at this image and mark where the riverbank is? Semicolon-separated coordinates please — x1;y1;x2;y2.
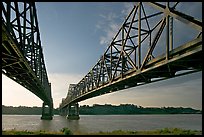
2;128;202;135
2;104;202;115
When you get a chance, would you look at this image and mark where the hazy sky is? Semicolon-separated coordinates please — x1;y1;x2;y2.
2;2;202;110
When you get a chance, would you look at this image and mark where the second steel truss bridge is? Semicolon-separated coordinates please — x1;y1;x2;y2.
59;2;202;119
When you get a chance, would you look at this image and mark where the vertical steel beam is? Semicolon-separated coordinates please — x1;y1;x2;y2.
170;16;173;51
110;44;112;80
23;2;27;54
6;2;11;32
14;2;23;50
121;25;124;77
29;4;35;73
102;57;105;84
166;2;169;60
138;2;141;68
134;46;137;68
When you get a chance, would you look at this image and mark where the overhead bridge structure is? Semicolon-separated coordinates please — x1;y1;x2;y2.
2;2;53;120
59;2;202;120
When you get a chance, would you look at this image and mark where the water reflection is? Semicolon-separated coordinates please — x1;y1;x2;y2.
37;115;87;133
38;120;53;131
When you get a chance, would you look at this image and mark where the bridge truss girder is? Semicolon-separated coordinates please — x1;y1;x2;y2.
60;2;202;109
2;2;53;115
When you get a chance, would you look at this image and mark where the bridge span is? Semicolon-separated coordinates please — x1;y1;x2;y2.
2;2;53;120
59;2;202;120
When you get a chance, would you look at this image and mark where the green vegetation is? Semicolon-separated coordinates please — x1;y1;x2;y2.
2;128;202;135
60;127;73;135
2;129;65;135
2;104;202;115
2;105;59;115
79;104;201;115
85;128;202;135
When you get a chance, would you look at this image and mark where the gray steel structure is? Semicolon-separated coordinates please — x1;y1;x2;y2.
59;2;202;117
2;2;53;120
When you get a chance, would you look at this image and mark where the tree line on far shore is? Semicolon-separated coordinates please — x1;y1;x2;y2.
2;104;202;115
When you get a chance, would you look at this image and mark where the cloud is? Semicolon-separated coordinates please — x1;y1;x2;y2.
99;22;121;45
121;2;135;16
95;3;135;46
99;12;118;21
97;13;121;46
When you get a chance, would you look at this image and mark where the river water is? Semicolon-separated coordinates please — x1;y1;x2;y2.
2;114;202;133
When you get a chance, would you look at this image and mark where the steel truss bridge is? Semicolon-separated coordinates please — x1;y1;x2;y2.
59;2;202;119
2;2;53;120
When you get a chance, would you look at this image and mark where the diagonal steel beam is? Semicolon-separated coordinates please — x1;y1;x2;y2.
140;17;166;70
147;2;202;31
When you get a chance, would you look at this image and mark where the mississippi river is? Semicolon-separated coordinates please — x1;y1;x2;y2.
2;114;202;133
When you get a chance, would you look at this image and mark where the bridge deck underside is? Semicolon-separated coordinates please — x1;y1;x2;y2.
2;24;50;103
62;38;202;108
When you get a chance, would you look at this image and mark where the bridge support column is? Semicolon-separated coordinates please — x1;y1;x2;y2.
59;107;67;116
41;102;53;120
66;103;80;120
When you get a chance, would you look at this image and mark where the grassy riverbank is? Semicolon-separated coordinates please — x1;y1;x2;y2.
2;128;202;135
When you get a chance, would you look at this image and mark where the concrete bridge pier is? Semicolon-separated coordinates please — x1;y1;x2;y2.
66;103;80;120
59;107;67;116
41;102;53;120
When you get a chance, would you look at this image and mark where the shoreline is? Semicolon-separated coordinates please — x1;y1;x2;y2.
2;113;202;115
2;128;202;135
